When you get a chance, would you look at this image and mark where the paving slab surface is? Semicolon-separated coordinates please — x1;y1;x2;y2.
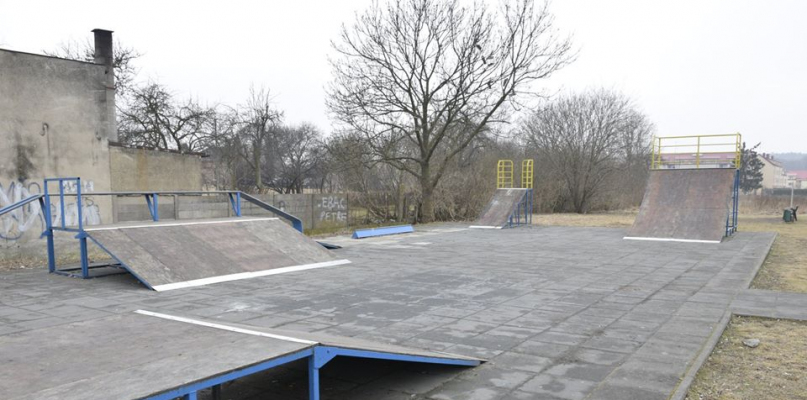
0;224;776;399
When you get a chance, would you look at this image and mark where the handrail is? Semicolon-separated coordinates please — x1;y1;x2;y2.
0;194;44;216
240;192;304;233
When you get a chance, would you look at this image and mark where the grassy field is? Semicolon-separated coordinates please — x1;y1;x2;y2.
685;316;807;400
743;215;807;293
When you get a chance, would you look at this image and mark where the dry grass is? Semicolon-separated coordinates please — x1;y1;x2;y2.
686;316;807;400
742;215;807;293
532;211;637;228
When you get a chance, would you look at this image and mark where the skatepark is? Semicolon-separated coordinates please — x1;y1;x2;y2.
0;134;804;399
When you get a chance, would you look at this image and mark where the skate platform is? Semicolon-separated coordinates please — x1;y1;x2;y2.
85;217;350;291
470;188;531;229
0;311;480;400
626;169;738;243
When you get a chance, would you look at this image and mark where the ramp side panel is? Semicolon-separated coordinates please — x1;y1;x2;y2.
628;169;735;242
475;189;529;227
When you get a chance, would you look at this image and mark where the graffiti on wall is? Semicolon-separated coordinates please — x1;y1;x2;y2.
0;181;43;241
0;180;101;242
318;195;347;223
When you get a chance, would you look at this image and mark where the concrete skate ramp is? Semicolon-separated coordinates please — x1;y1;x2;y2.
0;311;480;400
626;169;736;242
471;188;529;228
86;217;350;291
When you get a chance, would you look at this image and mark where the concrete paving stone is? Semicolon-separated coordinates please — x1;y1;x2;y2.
633;338;703;361
577;306;628;320
511;340;572;359
580;335;643;354
425;305;488;319
492;352;553;373
570;348;626;366
585;382;669;400
543;361;616;382
518;374;596;400
655;316;717;338
465;306;531;325
444;343;504;359
598;327;652;343
457;364;533;389
428;382;510;400
531;330;590;346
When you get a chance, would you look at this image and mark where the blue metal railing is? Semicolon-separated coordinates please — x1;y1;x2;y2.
0;194;44;217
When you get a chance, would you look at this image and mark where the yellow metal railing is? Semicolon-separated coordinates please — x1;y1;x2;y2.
497;160;513;188
521;159;534;189
650;133;741;170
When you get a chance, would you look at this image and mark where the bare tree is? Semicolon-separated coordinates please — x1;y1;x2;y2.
273;123;326;194
117;82;215;152
327;0;573;222
44;39;141;96
523;89;654;213
233;86;284;192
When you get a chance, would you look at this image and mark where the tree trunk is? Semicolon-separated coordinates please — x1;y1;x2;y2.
419;164;435;223
253;144;263;192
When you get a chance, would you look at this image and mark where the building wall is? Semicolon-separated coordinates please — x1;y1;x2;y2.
759;157;786;189
109;145;203;191
109;145;204;222
0;49;114;255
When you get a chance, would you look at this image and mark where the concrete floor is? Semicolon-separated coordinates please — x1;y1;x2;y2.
0;224;776;399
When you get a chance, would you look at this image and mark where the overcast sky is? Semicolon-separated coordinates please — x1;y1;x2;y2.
1;0;805;153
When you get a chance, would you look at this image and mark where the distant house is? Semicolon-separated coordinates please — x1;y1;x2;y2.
758;153;788;189
786;170;807;189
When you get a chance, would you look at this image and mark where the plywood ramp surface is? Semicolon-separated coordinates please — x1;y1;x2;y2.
627;169;736;242
87;218;347;290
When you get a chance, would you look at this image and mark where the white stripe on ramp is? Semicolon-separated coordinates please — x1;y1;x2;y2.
468;225;502;229
134;310;318;345
151;259;352;291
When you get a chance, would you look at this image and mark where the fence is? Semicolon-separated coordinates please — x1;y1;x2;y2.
113;192;411;232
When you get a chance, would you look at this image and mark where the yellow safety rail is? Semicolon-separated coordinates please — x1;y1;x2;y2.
521;159;534;189
650;133;741;170
497;160;514;188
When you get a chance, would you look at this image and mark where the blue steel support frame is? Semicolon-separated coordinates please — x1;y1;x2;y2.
726;169;740;237
144;345;479;400
505;189;533;229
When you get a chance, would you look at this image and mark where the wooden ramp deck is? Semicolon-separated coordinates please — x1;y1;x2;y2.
84;217;350;291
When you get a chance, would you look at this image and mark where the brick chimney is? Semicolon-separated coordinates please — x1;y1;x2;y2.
92;29;117;142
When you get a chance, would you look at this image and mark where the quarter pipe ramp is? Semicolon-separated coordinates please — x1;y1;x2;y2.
626;169;737;243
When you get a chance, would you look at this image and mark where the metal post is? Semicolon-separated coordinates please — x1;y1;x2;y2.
696;136;701;168
791;186;795;209
173;195;179;220
79;234;89;278
59;180;66;229
184;392;198;400
236;192;241;217
43;183;56;273
153;193;159;222
308;356;320;400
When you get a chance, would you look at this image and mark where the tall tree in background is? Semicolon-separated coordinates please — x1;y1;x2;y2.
522;89;654;213
233;86;284;192
327;0;574;222
117;82;215;152
739;142;764;194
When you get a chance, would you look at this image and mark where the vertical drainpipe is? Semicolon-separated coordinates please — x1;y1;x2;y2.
92;28;117;143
